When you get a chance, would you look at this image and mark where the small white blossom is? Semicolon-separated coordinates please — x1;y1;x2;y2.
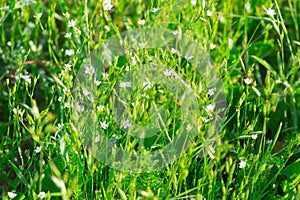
57;123;64;131
244;77;253;85
64;32;72;38
65;49;74;56
8;192;17;199
251;134;258;140
143;81;152;90
58;96;62;102
34;13;43;19
7;41;12;46
65;102;70;108
122;119;131;129
64;63;72;71
264;7;276;17
208;88;215;96
210;43;216;49
37;191;46;199
102;72;109;80
170;48;177;54
119;81;131;88
68;19;75;28
97;105;105;112
125;66;130;71
84;66;95;75
206;10;213;16
20;74;31;84
139;42;146;48
202;117;209;123
104;25;110;31
138;19;146;25
100;121;109;129
206;104;215;111
104;4;113;11
239;160;247;168
83;89;90;96
184;55;193;60
163;69;173;77
131;56;137;65
266;139;273;144
152;8;159;13
191;0;197;6
245;2;251;12
34;146;42;153
95;80;101;86
186;125;193;131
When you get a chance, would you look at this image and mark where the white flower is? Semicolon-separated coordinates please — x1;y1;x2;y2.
104;4;113;11
20;74;31;84
170;48;177;54
37;191;46;199
186;125;193;131
251;134;258;140
244;77;253;85
184;55;193;60
122;119;131;129
131;56;137;65
97;105;105;112
64;63;72;71
8;191;17;199
266;139;273;144
264;7;276;17
65;102;70;108
139;42;146;48
191;0;197;6
208;88;215;96
119;81;131;88
163;69;173;77
202;117;209;123
143;81;152;90
65;49;74;56
64;32;72;38
95;80;101;86
104;25;110;31
125;66;130;71
34;13;43;19
34;146;42;153
245;2;251;12
57;123;64;131
239;160;247;168
206;104;215;111
152;8;159;13
138;19;146;25
83;89;90;96
58;96;62;102
100;121;108;129
7;41;12;46
68;19;75;27
102;72;109;80
84;66;95;75
209;43;216;49
206;10;213;16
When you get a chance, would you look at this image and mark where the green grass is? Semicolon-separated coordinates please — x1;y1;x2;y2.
1;0;300;199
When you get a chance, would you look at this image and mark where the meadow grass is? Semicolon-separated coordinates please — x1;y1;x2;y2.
0;0;300;199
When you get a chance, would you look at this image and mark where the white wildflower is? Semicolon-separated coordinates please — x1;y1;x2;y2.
58;96;62;102
100;121;109;129
83;89;90;96
244;77;253;85
186;125;193;131
8;192;17;199
210;43;216;49
206;104;215;111
95;80;101;86
206;10;213;16
37;191;46;199
102;72;109;80
191;0;197;6
266;139;273;144
208;88;215;96
122;119;131;129
143;81;152;90
202;117;209;123
163;69;173;77
84;66;95;75
20;74;31;84
138;19;146;25
7;41;12;46
119;81;131;88
64;32;72;38
65;102;70;108
34;146;42;153
245;2;251;12
152;8;159;13
57;123;64;131
239;160;247;168
264;7;276;17
251;134;258;140
65;49;74;56
68;19;75;28
97;105;105;112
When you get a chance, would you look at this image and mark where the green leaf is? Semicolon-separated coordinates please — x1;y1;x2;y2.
281;158;300;179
